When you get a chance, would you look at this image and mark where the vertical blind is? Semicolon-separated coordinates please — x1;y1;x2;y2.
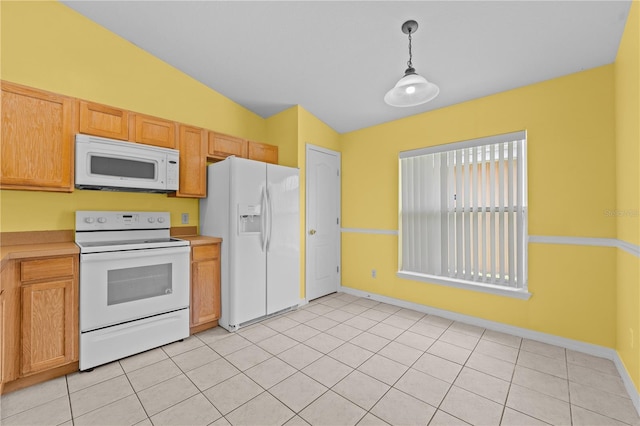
399;131;527;289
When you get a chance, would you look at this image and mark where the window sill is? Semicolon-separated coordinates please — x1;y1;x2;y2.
396;271;532;300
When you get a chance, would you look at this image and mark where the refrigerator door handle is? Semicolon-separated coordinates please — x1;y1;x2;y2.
266;186;273;252
261;186;268;252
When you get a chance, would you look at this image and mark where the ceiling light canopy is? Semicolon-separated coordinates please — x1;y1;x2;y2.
384;20;439;108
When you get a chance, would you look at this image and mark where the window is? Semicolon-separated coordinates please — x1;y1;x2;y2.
398;131;528;296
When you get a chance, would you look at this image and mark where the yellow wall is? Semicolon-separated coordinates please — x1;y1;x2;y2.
266;106;299;168
0;1;266;232
341;65;618;348
615;0;640;394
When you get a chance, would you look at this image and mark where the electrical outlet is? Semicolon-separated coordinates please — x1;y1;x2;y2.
181;213;189;224
371;269;377;278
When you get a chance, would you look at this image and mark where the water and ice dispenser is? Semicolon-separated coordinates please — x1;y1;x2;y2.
238;204;262;234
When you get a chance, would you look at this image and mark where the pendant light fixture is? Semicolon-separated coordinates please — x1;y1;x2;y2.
384;20;439;107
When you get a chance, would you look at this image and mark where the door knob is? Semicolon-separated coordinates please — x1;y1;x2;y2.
309;229;316;235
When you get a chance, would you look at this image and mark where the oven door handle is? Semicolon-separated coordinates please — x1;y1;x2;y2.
80;246;190;262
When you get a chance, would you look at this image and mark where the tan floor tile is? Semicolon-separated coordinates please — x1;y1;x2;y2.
474;339;519;363
454;367;510;404
429;410;471;425
282;323;321;342
119;348;167;373
300;390;366;426
305;315;340;332
284;415;311;426
302;355;353;387
353;299;380;308
342;303;370;315
126;358;182;392
270;372;328;412
448;321;485;337
161;335;204;357
466;351;515;381
358;354;408;386
521;339;566;360
413;352;462;383
427;340;472;365
264;315;300;332
325;323;363;341
370;302;401;315
381;314;416;330
569;381;640;425
208;333;252;356
67;362;124;393
512;365;569;401
408;321;446;339
136;374;198;416
360;308;391;322
571;405;630;426
439;329;480;350
245;356;296;389
171;345;220;372
333;370;390;410
0;376;68;419
440;386;503;425
395;368;450;406
517;350;567;379
378;341;423;366
395;330;435;352
285;308;319;323
203;373;264;415
482;329;522;349
226;392;294;426
304;332;344;353
357;413;390;425
395;308;425;321
303;303;335;316
150;393;221;426
237;323;279;343
73;394;147;426
186;357;240;391
370;388;435;426
277;343;323;369
195;326;233;346
225;344;272;371
500;407;549;425
328;342;375;368
566;350;618;376
70;375;134;418
506;383;571;425
322;308;356;323
319;297;350;309
258;333;303;355
420;315;453;328
344;314;378;330
568;363;628;398
1;396;71;426
368;322;404;340
350;332;390;352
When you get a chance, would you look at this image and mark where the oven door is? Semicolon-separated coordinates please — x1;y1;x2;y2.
79;246;190;332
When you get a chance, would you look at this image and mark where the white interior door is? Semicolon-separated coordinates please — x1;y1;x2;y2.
305;145;340;301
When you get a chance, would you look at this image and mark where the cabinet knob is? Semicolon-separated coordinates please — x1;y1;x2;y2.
309;229;316;235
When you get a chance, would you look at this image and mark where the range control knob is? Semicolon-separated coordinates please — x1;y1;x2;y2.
148;217;156;223
97;217;107;224
157;217;166;223
84;217;95;224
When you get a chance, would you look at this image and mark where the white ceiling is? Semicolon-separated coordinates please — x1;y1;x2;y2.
62;1;631;134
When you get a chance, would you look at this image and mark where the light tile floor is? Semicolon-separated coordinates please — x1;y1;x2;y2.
1;292;639;426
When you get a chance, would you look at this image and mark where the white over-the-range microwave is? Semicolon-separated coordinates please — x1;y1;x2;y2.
75;134;179;193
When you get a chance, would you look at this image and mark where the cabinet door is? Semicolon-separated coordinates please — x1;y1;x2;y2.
208;133;247;159
173;125;206;198
0;289;4;386
133;114;176;149
79;101;129;140
21;279;76;375
1;82;75;192
248;141;278;164
191;245;221;327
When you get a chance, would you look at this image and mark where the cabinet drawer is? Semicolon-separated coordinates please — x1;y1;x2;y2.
208;133;247;159
192;244;219;261
20;257;75;282
79;101;129;140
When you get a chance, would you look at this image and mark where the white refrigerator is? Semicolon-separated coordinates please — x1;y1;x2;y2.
200;157;300;331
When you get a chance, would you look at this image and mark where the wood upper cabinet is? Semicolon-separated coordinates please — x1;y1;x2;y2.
1;82;76;192
208;132;248;160
132;114;176;149
173;125;206;198
190;244;221;333
248;141;278;164
78;100;130;140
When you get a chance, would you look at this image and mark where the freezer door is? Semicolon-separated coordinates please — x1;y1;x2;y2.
265;164;300;314
230;158;268;325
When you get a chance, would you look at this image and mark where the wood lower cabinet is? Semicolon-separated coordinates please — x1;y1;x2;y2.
1;255;78;393
190;243;221;334
1;82;76;192
173;125;206;198
132;114;176;149
78;100;130;140
248;141;278;164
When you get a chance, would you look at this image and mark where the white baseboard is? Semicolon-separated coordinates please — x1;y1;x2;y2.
338;284;640;416
298;298;308;307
